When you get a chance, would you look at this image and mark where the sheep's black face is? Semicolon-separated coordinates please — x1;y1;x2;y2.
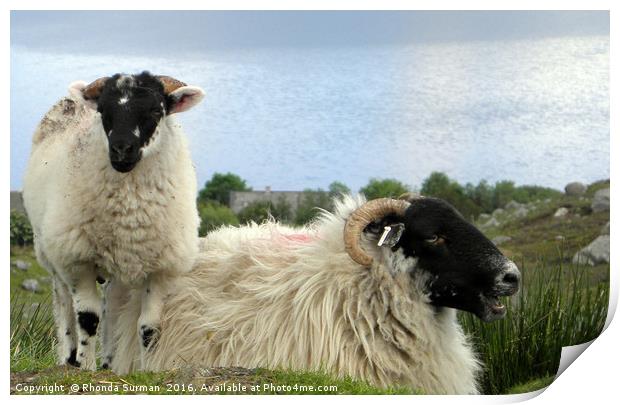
391;198;520;322
97;73;167;173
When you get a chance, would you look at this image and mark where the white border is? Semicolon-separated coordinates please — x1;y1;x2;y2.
4;1;616;404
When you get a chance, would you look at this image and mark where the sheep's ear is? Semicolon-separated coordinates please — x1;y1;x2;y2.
377;224;405;248
68;81;97;110
365;220;405;248
167;86;205;114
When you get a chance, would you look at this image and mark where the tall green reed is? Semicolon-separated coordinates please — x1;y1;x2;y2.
461;258;609;394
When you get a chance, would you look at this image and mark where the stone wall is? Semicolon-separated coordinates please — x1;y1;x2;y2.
10;191;25;214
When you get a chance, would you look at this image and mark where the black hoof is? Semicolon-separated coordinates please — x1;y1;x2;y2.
67;348;81;367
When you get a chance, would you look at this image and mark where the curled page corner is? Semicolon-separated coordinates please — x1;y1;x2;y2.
556;340;595;378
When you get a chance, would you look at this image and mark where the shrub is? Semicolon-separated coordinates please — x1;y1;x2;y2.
360;178;410;200
328;181;351;198
421;172;481;219
238;197;293;225
10;211;33;246
198;201;239;236
294;189;332;225
294;182;352;225
418;172;563;219
198;172;251;206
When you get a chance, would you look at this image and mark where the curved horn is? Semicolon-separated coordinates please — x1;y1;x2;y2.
82;77;109;101
156;76;187;95
344;198;411;267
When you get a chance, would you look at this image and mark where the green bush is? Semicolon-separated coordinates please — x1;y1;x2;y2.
10;211;34;246
359;178;410;200
327;181;351;198
198;172;252;206
294;189;332;225
238;197;293;225
421;172;482;219
419;172;562;220
198;201;240;236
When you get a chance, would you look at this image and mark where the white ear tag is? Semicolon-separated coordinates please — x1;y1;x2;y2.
377;224;405;248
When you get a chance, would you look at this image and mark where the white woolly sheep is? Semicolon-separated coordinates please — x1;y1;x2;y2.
22;72;205;370
111;194;520;394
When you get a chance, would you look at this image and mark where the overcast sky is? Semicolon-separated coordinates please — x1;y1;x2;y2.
11;11;609;55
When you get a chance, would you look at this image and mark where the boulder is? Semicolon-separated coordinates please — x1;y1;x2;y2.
553;207;569;218
12;260;30;271
513;206;529;218
481;217;501;229
572;235;610;266
565;182;587;196
591;188;610;213
21;279;41;293
492;235;512;246
478;213;491;222
492;208;505;217
504;200;523;210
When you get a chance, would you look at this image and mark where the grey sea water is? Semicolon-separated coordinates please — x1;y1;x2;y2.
10;36;609;192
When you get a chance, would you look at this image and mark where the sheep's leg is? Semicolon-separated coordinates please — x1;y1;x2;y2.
100;279;128;369
66;267;101;371
137;273;168;365
52;277;78;366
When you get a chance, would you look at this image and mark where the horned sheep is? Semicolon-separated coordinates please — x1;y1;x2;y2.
22;72;205;370
111;194;520;394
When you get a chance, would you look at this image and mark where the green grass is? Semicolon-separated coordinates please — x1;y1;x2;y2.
460;258;609;394
505;376;554;394
12;364;416;395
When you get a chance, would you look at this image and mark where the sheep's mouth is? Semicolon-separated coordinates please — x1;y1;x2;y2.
479;290;517;322
481;294;506;320
111;160;138;173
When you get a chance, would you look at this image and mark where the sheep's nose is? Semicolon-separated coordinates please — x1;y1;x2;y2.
110;143;134;160
499;261;521;290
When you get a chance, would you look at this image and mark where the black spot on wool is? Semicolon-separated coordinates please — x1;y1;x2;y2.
77;311;99;336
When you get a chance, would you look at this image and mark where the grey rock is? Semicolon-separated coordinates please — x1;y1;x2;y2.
601;222;610;235
21;279;41;293
565;182;587;196
572;235;610;266
553;207;569;218
492;235;512;246
492;208;505;217
505;200;523;210
481;217;501;229
591;188;610;213
478;213;491;222
513;206;529;218
12;260;30;271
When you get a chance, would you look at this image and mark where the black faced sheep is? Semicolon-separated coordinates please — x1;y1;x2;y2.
111;194;519;393
22;71;205;370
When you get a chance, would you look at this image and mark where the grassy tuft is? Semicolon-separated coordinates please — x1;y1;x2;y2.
460;257;608;394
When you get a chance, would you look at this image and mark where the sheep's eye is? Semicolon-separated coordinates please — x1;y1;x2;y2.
151;109;162;119
425;235;445;245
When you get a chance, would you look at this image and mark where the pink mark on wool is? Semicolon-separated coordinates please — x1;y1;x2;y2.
282;234;315;243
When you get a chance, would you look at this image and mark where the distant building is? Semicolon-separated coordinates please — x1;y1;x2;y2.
230;188;305;214
10;191;26;214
